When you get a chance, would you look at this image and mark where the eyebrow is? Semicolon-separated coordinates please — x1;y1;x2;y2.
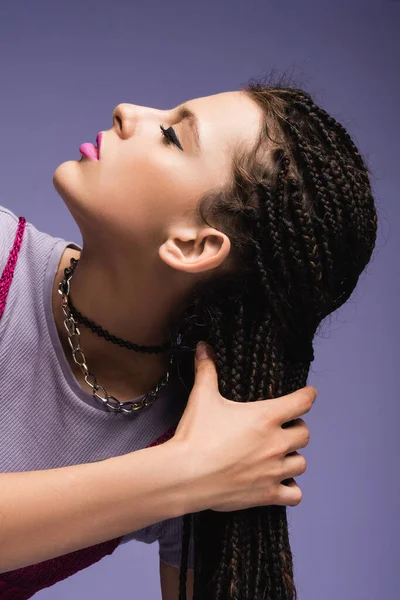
176;105;201;153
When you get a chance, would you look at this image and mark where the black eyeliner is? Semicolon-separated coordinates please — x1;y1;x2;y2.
160;124;184;151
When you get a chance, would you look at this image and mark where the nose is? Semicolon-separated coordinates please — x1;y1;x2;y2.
112;102;170;140
112;103;138;139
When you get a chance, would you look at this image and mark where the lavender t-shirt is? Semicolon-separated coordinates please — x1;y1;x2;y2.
0;205;194;569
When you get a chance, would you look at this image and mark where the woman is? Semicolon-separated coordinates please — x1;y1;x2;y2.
0;71;376;599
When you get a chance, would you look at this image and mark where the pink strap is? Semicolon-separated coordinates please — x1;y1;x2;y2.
0;216;26;319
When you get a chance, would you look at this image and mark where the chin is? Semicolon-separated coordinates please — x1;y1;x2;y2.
52;160;91;225
53;159;81;198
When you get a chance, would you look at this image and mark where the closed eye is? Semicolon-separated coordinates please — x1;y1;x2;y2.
160;124;184;151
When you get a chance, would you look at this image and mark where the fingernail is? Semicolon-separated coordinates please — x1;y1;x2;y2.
196;341;208;360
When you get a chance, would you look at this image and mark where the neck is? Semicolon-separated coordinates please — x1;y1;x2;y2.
52;245;189;391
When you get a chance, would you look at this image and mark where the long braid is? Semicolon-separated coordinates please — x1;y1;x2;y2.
178;513;192;597
229;514;242;599
242;512;252;598
214;518;231;599
175;77;377;599
231;301;247;401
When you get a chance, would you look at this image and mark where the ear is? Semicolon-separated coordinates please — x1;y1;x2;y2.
158;225;231;274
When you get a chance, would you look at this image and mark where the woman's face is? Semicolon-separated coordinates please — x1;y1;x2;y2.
53;90;263;267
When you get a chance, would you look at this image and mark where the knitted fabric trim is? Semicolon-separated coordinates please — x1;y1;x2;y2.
0;216;26;319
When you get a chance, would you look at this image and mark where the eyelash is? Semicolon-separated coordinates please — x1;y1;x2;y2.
160;124;184;151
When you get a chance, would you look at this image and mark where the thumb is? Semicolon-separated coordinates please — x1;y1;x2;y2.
193;341;219;389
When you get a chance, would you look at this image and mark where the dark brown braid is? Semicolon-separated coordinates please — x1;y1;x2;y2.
168;72;378;599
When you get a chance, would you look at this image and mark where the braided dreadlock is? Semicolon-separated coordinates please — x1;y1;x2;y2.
167;72;377;599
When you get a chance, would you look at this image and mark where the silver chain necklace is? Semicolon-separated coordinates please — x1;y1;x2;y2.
57;259;176;415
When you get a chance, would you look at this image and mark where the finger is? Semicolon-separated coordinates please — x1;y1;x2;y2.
262;386;318;425
283;418;311;453
276;478;303;507
193;343;219;392
281;451;307;479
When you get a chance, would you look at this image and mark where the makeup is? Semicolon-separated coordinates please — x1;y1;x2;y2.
79;143;98;160
79;132;103;160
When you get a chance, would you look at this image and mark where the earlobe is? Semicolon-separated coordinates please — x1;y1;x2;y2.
158;228;231;274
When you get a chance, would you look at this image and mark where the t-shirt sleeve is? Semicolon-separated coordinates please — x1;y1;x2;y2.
158;514;195;569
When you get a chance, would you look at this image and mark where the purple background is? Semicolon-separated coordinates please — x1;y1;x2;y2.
0;1;398;598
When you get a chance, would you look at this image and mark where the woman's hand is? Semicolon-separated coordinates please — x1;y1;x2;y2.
170;342;317;513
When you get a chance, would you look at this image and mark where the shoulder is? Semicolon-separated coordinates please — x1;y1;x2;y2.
0;204;19;220
0;204;21;275
0;204;20;231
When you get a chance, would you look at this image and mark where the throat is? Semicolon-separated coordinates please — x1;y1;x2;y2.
54;246;172;403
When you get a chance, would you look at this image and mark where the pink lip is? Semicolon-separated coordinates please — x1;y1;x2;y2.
96;132;103;157
79;131;103;160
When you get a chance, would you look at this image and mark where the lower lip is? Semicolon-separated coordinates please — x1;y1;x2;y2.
79;143;99;160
